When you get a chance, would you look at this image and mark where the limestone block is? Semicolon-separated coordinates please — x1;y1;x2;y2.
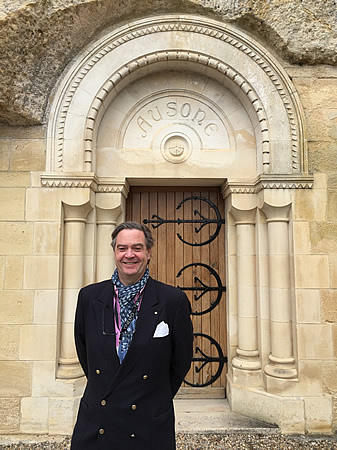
293;188;327;222
297;324;334;360
0;361;32;397
0;188;25;221
5;256;24;289
34;290;58;324
293;221;311;254
0;171;30;187
321;290;337;323
0;325;20;359
304;396;332;434
295;79;337;142
0;222;33;255
33;222;60;254
19;325;57;360
333;325;337;359
228;382;305;433
24;255;59;289
20;397;48;433
309;141;337;174
322;362;337;395
26;189;62;222
296;361;323;396
0;398;20;433
32;361;83;397
49;397;77;434
330;401;337;431
0;140;9;170
309;220;337;253
330;254;337;289
9;139;46;172
294;255;329;289
327;191;337;223
0;290;33;324
0;256;5;288
296;289;321;323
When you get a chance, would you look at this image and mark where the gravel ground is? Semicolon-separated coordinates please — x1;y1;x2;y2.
1;433;337;449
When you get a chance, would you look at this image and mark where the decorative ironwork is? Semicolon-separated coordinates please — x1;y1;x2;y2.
176;263;226;315
143;196;225;246
184;333;227;387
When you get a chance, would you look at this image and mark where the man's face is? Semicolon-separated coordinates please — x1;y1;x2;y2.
114;228;151;286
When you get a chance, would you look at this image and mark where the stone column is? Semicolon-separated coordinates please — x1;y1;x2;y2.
57;201;92;379
262;204;297;380
231;207;261;372
96;205;122;281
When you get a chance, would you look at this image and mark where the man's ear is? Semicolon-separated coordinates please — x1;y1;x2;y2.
147;248;152;264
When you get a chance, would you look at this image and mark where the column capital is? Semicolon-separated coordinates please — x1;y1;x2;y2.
96;205;122;225
261;203;291;222
63;201;93;221
230;206;257;224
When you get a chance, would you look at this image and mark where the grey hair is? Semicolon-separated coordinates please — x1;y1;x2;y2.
111;221;154;250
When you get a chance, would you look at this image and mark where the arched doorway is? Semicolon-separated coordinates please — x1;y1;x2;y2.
43;14;313;428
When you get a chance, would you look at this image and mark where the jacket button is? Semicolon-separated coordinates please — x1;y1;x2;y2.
143;374;148;380
130;433;136;438
101;400;106;406
99;428;105;435
96;369;101;374
131;404;137;410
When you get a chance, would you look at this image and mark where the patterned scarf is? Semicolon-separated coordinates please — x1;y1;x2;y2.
111;267;149;363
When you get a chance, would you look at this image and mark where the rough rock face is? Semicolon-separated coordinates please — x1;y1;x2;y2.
0;0;336;126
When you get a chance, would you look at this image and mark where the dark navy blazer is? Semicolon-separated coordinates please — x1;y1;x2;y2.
71;277;193;450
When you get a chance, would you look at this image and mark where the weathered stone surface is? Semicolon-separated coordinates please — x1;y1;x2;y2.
321;290;337;324
0;361;32;397
0;398;20;433
0;0;336;126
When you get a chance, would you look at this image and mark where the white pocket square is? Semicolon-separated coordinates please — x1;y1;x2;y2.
153;321;169;338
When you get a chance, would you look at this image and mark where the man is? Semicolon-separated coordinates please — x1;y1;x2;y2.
71;221;193;450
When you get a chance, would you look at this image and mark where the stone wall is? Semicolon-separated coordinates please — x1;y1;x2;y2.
0;0;336;437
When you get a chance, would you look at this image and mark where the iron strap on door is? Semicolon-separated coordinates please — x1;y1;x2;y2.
143;196;225;246
144;195;227;388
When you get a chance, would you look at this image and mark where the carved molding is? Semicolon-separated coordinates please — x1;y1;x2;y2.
222;174;314;197
50;15;305;175
40;173;130;196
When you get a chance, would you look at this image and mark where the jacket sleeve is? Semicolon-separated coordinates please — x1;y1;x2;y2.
74;288;88;378
170;291;194;397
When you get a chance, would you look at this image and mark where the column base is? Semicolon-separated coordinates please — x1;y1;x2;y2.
264;354;297;380
56;358;84;379
232;348;261;371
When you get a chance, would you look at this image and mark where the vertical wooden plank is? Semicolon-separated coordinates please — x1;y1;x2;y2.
166;191;175;286
157;191;167;283
149;191;158;280
132;191;141;223
125;190;132;221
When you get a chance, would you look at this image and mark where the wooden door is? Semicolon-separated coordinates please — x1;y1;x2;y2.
126;187;227;398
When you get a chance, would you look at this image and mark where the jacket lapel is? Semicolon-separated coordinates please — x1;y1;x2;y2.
93;282;120;370
103;277;162;396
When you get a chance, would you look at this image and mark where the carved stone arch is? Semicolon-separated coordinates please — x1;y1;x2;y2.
46;14;308;179
84;52;270;175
